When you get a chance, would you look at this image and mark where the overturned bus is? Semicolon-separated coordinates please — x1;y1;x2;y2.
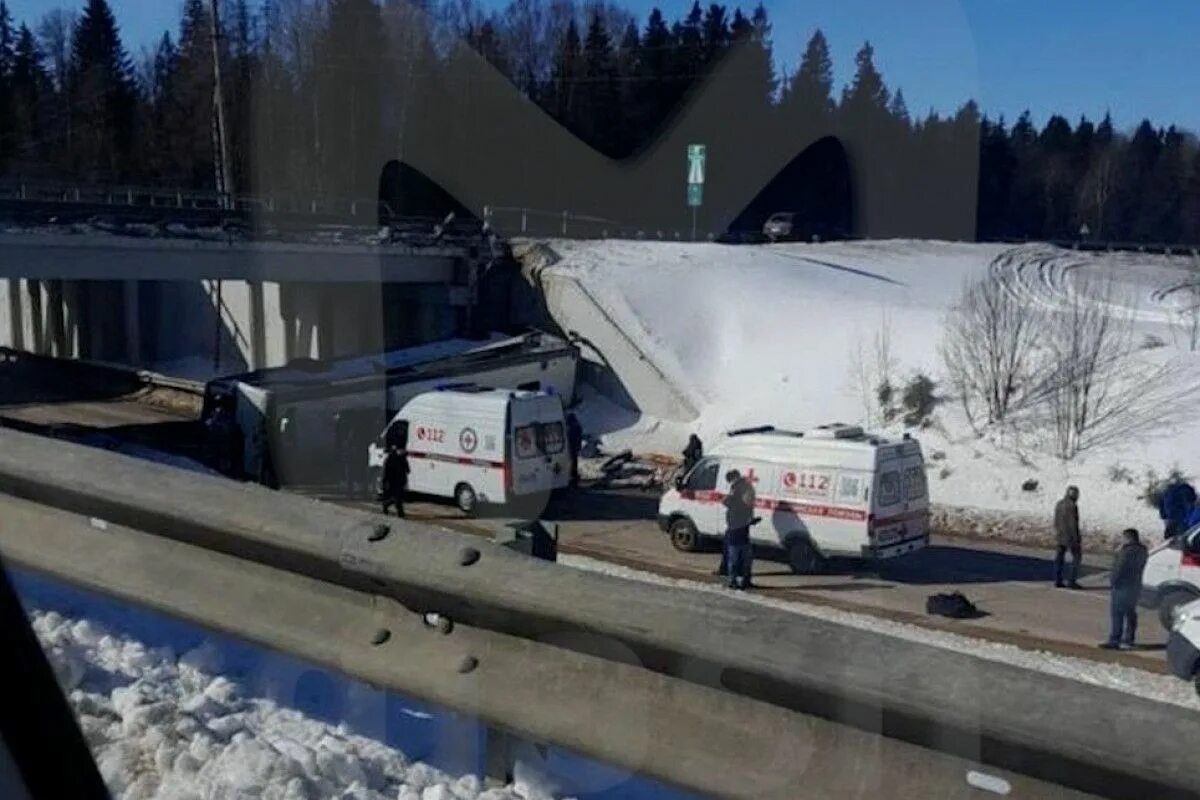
201;331;579;489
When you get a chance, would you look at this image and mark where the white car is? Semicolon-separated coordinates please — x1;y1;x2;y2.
1140;525;1200;629
1167;598;1200;697
762;212;796;242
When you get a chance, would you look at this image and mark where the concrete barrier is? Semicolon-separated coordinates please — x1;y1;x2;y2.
1;491;1101;800
0;428;1194;799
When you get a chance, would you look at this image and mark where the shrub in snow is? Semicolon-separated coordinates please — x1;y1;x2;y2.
1021;479;1039;493
1108;464;1134;485
900;373;940;428
1140;467;1192;510
1141;333;1167;350
876;379;897;422
939;467;952;481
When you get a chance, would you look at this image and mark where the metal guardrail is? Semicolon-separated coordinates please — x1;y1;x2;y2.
0;429;1196;798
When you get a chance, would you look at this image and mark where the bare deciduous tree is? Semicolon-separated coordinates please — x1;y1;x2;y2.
941;272;1044;429
847;310;895;427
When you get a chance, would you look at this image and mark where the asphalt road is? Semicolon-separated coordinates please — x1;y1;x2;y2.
321;485;1169;673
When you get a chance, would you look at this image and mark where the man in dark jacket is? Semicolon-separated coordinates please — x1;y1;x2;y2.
1160;482;1197;540
380;445;410;518
722;470;756;590
682;434;703;474
1053;485;1083;589
565;413;583;487
1101;528;1149;650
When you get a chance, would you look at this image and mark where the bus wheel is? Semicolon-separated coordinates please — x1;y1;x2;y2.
454;483;478;515
669;518;701;552
788;538;824;575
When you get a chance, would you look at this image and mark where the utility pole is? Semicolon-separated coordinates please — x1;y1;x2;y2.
209;0;235;210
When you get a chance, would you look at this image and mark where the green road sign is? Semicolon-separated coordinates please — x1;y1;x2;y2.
687;144;706;185
688;183;703;207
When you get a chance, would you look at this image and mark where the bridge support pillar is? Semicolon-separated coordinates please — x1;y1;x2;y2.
248;280;266;370
26;280;43;354
123;280;141;365
45;280;66;358
6;279;23;351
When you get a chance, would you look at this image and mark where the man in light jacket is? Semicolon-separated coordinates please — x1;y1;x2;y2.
1053;485;1083;589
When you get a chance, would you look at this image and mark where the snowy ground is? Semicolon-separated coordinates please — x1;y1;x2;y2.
15;572;694;800
541;239;1200;545
558;554;1200;711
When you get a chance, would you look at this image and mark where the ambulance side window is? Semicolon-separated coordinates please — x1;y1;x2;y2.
878;472;900;505
537;422;565;455
838;475;862;503
904;466;927;500
686;459;719;491
514;426;538;459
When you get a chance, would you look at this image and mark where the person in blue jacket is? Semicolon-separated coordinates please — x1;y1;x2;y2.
1160;481;1198;539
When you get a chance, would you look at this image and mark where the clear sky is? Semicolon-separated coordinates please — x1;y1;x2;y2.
6;0;1199;132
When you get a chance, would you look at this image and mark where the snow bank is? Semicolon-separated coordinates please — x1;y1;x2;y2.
558;554;1200;711
541;238;1200;538
29;607;528;800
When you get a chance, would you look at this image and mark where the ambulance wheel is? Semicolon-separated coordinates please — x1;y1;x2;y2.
454;483;478;515
787;538;824;575
1159;589;1198;630
669;518;701;552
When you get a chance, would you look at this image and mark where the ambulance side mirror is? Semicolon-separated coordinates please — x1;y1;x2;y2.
674;474;685;490
1186;531;1200;554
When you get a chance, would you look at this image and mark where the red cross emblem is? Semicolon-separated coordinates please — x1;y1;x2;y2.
745;468;759;484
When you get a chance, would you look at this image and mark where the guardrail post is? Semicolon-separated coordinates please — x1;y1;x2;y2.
127;189;134;205
351;200;358;216
521;209;528;234
177;192;183;208
74;187;80;202
311;200;318;214
18;183;25;200
562;210;568;236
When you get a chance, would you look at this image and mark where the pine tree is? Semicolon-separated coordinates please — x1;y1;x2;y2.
615;20;640;155
9;23;51;170
1008;111;1042;236
1039;114;1074;237
549;19;582;128
780;29;833;134
578;12;619;155
977;116;1015;238
1182;148;1200;244
636;8;673;135
68;0;136;179
0;1;15;168
839;41;889;134
316;0;387;197
700;3;729;65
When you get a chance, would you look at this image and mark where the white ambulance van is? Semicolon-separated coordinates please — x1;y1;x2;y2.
657;424;929;573
1141;525;1200;629
369;386;571;514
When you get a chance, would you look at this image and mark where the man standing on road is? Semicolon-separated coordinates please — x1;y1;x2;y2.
1053;485;1083;589
1101;528;1149;650
722;469;756;591
380;444;410;518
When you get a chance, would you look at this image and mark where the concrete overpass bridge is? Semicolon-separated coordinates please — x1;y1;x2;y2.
0;222;498;378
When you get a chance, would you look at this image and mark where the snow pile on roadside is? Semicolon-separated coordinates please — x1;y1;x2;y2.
558;554;1200;711
29;609;530;800
542;238;1200;537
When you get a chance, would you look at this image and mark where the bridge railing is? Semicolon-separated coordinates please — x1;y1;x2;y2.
0;427;1194;800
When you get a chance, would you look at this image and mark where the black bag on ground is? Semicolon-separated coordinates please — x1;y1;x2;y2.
925;592;981;619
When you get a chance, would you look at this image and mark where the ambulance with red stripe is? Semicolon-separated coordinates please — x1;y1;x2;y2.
369;387;571;514
658;424;929;573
